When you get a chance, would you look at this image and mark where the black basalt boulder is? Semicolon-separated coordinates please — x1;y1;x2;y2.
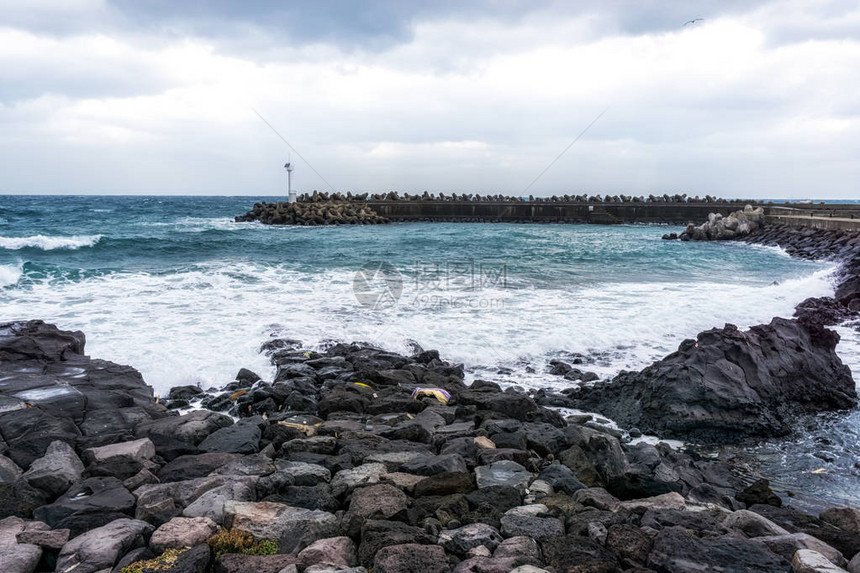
569;317;857;443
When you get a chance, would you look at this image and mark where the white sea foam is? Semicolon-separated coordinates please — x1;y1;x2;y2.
0;263;22;287
0;234;103;250
0;259;841;396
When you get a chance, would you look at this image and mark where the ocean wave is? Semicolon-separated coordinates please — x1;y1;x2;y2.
0;263;22;287
0;234;103;250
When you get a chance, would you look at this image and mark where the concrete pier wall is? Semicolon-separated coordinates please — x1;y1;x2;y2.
364;201;742;224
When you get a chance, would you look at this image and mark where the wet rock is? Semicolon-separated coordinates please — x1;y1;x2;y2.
736;478;782;507
149;516;219;553
538;463;586;495
34;476;135;528
373;543;450;573
0;320;84;362
168;385;203;400
571;318;857;443
475;461;531;493
198;421;261;454
55;518;153;573
21;440;84;498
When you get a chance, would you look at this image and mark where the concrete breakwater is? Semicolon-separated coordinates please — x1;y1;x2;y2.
238;190;860;226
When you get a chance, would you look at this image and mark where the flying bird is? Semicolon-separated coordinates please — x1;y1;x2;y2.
684;18;705;26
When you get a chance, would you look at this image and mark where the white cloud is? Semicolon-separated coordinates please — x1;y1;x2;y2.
0;2;859;197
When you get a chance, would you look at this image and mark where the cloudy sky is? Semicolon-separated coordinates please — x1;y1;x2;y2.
1;1;858;198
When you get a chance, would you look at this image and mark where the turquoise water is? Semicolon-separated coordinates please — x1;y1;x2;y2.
0;195;838;391
2;194;858;508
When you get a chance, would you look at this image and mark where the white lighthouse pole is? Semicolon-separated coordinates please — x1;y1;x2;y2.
285;161;296;203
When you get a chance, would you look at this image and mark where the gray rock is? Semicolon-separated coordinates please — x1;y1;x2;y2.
475;461;531;493
22;440;84;498
373;543;450;573
438;523;504;555
537;463;585;496
181;480;256;525
136;410;234;446
400;454;468;476
213;553;298;573
330;464;387;497
452;556;542;572
55;518;153;573
224;501;339;554
343;484;409;537
493;536;542;560
570;317;857;443
0;455;22;483
82;437;155;466
849;552;860;573
198;422;261;454
647;525;789;572
34;476;135;528
0;543;41;573
792;549;849;573
150;516;219;553
274;460;331;486
298;536;358;568
500;512;565;543
724;509;791;538
820;507;860;534
364;452;428;473
757;533;847;568
572;487;621;511
16;527;69;549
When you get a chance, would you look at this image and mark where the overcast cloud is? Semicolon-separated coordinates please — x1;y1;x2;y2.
0;0;858;198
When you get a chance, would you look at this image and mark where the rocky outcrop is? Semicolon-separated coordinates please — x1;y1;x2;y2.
1;322;859;572
670;204;766;240
570;317;856;443
235;201;388;226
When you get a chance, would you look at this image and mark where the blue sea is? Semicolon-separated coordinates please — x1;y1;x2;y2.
1;195;858;509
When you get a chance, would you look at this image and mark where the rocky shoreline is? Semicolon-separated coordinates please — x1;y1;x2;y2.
2;317;860;572
3;217;860;572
